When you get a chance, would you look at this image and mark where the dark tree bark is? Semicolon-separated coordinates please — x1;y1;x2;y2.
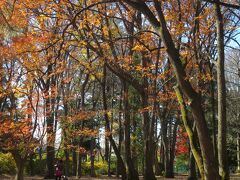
105;136;110;162
142;93;156;180
76;148;82;178
102;64;127;180
188;121;199;180
90;81;97;178
161;118;170;177
39;64;55;179
62;115;70;177
141;54;156;180
45;92;55;179
63;92;70;177
159;140;165;176
64;148;70;176
107;144;112;177
132;113;139;175
76;73;89;178
123;81;139;180
72;146;77;176
188;151;197;180
158;101;172;178
12;152;25;180
90;137;96;177
117;89;123;177
29;154;34;176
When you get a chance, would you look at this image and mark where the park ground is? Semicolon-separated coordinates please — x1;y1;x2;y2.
1;175;240;180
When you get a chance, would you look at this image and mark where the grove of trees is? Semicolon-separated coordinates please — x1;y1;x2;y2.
0;0;240;180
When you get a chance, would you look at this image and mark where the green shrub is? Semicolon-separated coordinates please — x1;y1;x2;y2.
82;160;108;175
174;154;188;174
0;153;16;174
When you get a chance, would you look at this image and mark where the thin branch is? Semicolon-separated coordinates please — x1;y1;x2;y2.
202;0;240;9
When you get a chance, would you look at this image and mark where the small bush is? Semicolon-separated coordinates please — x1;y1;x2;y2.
0;153;16;174
82;161;108;175
174;154;188;174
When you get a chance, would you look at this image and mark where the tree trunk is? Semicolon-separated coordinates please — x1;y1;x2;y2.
237;100;240;173
132;114;139;175
105;138;110;162
15;161;25;180
72;148;77;176
210;74;218;160
154;111;161;176
63;102;69;177
109;136;127;180
44;63;55;179
12;152;25;180
29;154;34;176
90;137;96;177
154;149;161;176
102;64;127;180
159;133;165;176
116;126;123;177
214;2;228;179
154;130;161;176
64;149;70;176
161;115;171;178
76;149;82;178
174;86;204;178
123;82;139;180
237;132;240;173
168;119;178;178
107;143;112;177
142;94;156;180
46;130;55;179
140;51;156;180
188;151;197;180
45;95;55;179
117;92;123;177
